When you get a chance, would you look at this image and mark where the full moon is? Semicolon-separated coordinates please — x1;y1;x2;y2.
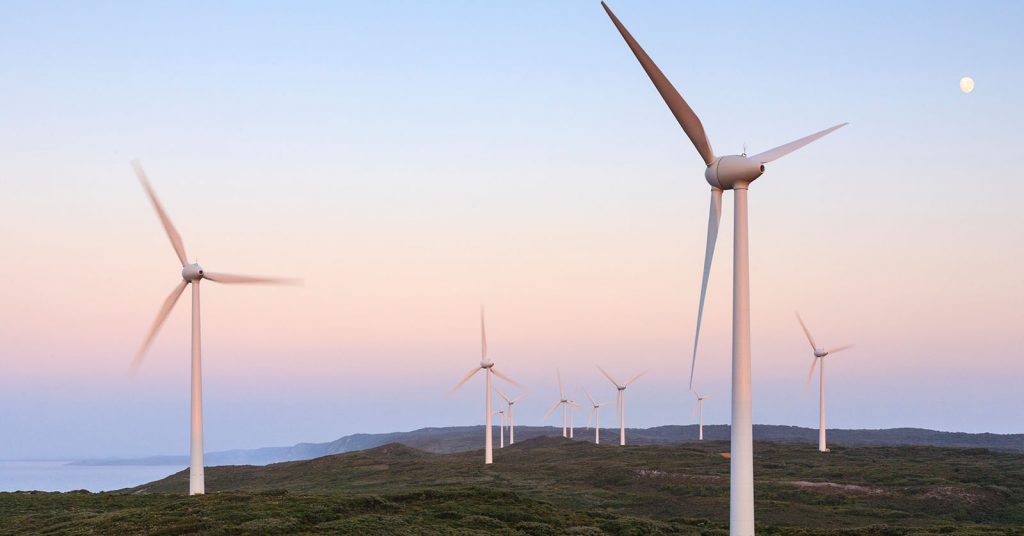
960;76;975;94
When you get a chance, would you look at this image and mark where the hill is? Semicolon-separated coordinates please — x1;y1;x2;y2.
71;424;1024;466
4;438;1023;534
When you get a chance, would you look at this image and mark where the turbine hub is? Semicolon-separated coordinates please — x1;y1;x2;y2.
480;361;494;369
814;349;827;358
182;263;205;282
704;155;765;190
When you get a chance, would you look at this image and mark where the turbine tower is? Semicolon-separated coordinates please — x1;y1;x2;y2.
601;4;846;533
598;366;644;446
797;312;854;453
448;306;521;464
692;390;713;441
129;160;298;496
568;388;580;439
584;388;609;445
495;388;526;445
543;369;570;437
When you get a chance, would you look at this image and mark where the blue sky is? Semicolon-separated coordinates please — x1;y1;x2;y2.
1;1;1022;459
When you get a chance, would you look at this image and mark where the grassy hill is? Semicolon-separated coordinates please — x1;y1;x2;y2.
71;424;1024;466
5;437;1023;535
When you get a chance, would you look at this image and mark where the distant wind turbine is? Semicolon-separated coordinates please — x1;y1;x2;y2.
493;408;506;449
568;387;580;439
129;160;299;496
797;313;854;453
692;390;713;441
495;388;525;445
543;369;571;437
601;3;846;532
584;388;609;445
598;366;644;446
448;306;522;464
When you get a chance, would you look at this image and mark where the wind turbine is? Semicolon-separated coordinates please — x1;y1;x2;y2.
495;388;526;445
583;388;609;445
543;369;571;437
568;387;580;439
797;312;854;453
493;408;506;449
601;3;847;533
129;160;298;496
692;390;713;441
598;366;644;446
448;306;521;464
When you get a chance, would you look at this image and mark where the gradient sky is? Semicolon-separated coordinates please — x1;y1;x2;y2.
1;1;1022;460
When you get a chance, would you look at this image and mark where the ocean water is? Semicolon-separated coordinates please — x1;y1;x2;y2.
0;461;181;492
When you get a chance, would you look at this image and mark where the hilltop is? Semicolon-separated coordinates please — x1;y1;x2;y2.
72;424;1024;466
5;437;1024;534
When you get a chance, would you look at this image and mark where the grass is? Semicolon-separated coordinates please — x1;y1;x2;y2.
2;437;1023;535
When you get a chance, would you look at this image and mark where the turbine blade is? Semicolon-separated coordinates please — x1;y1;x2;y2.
625;371;646;387
203;272;302;286
749;123;847;164
495;387;511;403
597;366;621;388
692;398;699;418
827;344;854;355
600;2;715;166
584;388;597;406
587;407;596;429
133;160;188;267
557;368;565;399
129;280;188;375
689;188;722;390
490;367;523;389
447;367;481;397
544;400;561;420
796;312;818;350
805;357;820;395
480;304;487;360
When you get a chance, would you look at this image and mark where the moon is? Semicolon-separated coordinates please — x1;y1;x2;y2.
960;77;974;94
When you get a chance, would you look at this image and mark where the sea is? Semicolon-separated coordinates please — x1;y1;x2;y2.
0;461;181;492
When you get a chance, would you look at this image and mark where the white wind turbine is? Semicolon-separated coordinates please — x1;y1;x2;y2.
583;388;609;445
598;366;644;446
797;312;854;453
495;388;526;445
692;390;713;441
568;387;581;439
448;306;521;464
493;408;506;449
543;369;571;437
601;3;847;533
129;160;298;496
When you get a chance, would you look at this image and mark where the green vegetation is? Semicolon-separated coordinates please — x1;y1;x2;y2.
3;437;1023;535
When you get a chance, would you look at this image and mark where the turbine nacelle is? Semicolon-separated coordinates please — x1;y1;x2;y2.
704;155;765;190
181;263;205;282
814;348;828;358
481;360;494;369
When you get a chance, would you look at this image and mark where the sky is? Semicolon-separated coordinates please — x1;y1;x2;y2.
1;1;1022;460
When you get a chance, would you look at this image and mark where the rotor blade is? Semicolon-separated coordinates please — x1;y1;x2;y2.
600;2;715;166
804;357;820;395
689;188;722;390
587;407;596;428
557;368;565;399
203;272;302;286
480;304;487;360
692;398;699;418
494;387;511;403
512;395;526;403
616;391;623;416
597;366;621;388
544;400;561;420
827;344;854;355
490;367;523;389
447;367;481;397
749;123;847;164
133;160;188;267
795;312;818;351
625;371;646;387
583;387;597;406
129;280;188;375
